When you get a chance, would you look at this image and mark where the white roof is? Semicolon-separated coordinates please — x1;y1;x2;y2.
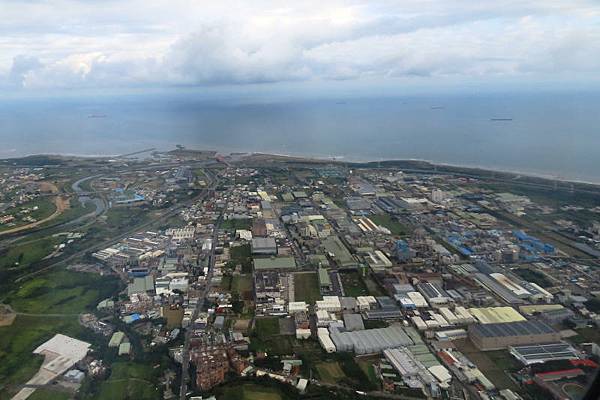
34;334;90;362
428;365;452;383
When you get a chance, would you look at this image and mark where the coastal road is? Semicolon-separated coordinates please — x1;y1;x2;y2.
179;215;221;399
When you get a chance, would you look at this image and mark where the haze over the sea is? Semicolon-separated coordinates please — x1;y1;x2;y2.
3;1;600;183
1;90;600;184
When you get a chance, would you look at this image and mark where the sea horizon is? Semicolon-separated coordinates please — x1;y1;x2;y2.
2;91;599;184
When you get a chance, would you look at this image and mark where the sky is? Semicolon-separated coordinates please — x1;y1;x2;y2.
2;0;600;95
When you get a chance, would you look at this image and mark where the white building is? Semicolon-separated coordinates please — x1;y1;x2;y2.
169;277;189;292
288;301;309;313
407;291;428;308
296;329;312;340
316;296;341;312
356;296;377;311
317;327;336;353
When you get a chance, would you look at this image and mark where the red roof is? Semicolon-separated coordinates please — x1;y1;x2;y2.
437;351;456;365
571;359;599;368
536;368;584;378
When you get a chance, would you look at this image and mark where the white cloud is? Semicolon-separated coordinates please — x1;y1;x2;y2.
1;0;599;90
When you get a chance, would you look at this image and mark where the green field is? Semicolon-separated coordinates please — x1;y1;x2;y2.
0;198;57;233
250;320;321;356
315;362;345;384
255;317;280;338
47;198;96;226
222;218;253;230
339;271;369;297
0;315;82;399
570;327;600;345
0;268;121;398
27;388;71;400
230;244;253;273
513;268;553;288
87;362;160;400
105;207;151;231
4;270;120;314
356;357;380;389
0;236;62;270
217;383;284;400
232;274;254;300
293;272;321;304
363;274;385;296
455;339;519;391
369;214;410;236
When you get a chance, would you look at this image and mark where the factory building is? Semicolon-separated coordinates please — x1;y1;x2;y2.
396;296;417;310
454;307;476;324
469;307;526;325
438;308;459;325
407;291;429;308
365;250;393;271
343;314;365;331
417;282;450;305
383;347;435;389
316;296;342;312
318;266;332;292
356;296;377;311
329;325;413;354
251;237;277;255
509;342;580;365
317;328;336;353
469;320;561;351
287;301;308;313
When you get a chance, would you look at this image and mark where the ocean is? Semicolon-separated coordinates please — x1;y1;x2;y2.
1;91;599;183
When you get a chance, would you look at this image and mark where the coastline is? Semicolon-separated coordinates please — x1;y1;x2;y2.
4;146;600;188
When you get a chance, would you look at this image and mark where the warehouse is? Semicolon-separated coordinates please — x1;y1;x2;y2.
288;301;308;313
490;273;531;297
383;347;436;389
412;316;428;331
251;237;277;255
509;342;580;365
474;273;525;305
363;309;403;320
316;296;342;312
343;313;365;331
407;291;429;308
454;307;476;324
365;250;393;271
469;320;561;351
109;331;126;348
417;282;450;305
329;325;413;354
435;329;467;341
321;236;356;268
318;266;332;292
438;307;459;325
356;295;377;310
317;327;336;353
469;307;526;324
396;296;417;310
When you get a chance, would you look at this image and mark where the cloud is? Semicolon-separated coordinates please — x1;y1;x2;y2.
1;0;600;90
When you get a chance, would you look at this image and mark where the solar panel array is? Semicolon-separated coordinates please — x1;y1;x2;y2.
471;320;556;338
509;342;579;365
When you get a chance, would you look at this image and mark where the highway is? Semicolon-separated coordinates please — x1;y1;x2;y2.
12;168;219;284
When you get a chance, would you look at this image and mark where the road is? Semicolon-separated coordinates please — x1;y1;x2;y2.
179;215;222;399
13;170;218;284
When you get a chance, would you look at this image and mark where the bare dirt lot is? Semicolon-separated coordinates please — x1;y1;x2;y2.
0;195;70;236
0;304;16;327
